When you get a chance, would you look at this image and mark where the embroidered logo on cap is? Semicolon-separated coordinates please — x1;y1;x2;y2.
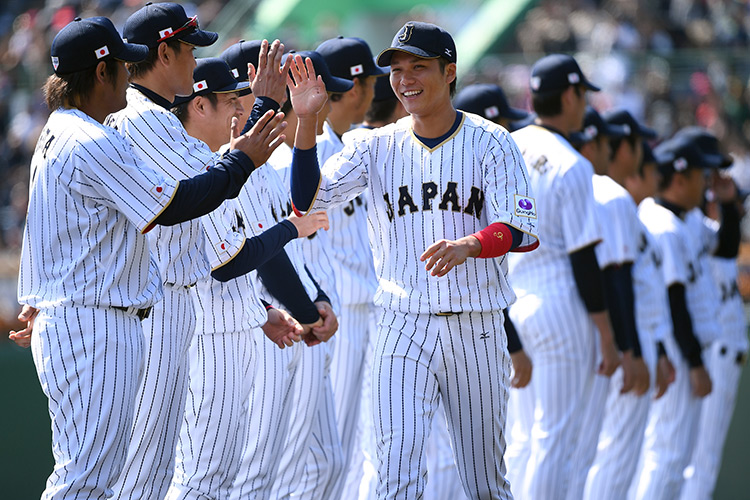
514;194;537;219
231;68;240;78
51;56;59;70
484;106;499;119
95;46;110;59
584;125;598;140
193;80;208;92
674;157;688;171
350;64;363;76
398;24;414;43
567;72;580;84
530;76;541;91
159;28;173;39
622;124;632;136
444;48;452;57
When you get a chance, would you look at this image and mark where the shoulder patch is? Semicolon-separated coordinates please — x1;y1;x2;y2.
514;194;537;219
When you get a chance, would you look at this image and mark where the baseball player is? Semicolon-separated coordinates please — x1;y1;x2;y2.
219;45;348;500
572;109;663;500
678;128;746;500
630;134;719;500
288;21;540;499
422;82;534;500
162;57;329;500
105;4;293;498
313;36;387;500
505;54;619;500
18;17;283;499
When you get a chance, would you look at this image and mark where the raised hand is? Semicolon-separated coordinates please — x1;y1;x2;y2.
288;211;329;238
287;54;328;118
251;39;291;105
229;110;287;167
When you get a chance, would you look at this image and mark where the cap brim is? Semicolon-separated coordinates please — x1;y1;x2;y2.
603;123;628;138
377;46;439;67
325;76;354;94
637;124;658;140
582;77;601;92
115;43;149;64
720;153;734;168
568;131;588;147
702;152;726;169
214;81;251;94
180;29;218;47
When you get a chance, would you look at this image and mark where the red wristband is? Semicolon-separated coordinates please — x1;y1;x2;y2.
472;222;513;258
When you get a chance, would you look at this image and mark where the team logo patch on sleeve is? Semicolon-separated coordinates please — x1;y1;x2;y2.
514;194;537;219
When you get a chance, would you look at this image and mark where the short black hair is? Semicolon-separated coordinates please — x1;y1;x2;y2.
437;57;456;97
127;38;184;80
609;134;638;161
532;85;581;117
171;92;219;125
43;58;119;110
330;74;370;102
365;99;398;124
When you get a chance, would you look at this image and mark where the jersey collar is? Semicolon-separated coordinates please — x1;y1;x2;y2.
130;83;174;110
655;197;687;219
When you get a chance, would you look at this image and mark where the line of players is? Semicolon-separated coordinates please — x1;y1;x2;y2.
11;3;746;500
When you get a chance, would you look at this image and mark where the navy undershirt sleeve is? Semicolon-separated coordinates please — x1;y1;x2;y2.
156;150;255;225
210;220;297;282
255;249;321;324
602;263;642;356
667;283;703;368
714;202;741;258
503;309;523;354
304;265;331;304
508;226;523;251
291;146;321;212
569;244;607;313
241;96;280;135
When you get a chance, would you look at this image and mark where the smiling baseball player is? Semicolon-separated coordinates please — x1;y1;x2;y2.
287;21;539;499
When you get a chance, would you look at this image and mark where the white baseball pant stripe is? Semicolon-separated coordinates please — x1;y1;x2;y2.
328;303;372;500
629;335;702;500
680;342;744;500
424;400;470;500
31;306;144;500
583;340;657;500
373;308;512;500
167;329;257;500
230;338;295;500
113;285;196;500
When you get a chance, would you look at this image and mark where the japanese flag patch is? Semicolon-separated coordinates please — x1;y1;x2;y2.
215;240;229;254
95;45;109;59
51;56;59;70
350;64;364;76
151;182;167;198
514;194;537;219
193;80;208;92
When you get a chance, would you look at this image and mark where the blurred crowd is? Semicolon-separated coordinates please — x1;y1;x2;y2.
3;0;750;252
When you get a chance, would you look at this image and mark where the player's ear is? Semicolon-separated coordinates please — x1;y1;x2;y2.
157;41;171;65
94;61;109;85
444;62;457;86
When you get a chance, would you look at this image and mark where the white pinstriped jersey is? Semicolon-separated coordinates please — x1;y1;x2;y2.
306;112;539;314
592;175;639;268
236;160;319;305
19;108;177;310
685;209;748;350
192;151;268;335
632;218;671;343
106;87;210;287
315;121;377;306
508;125;601;298
638;198;719;346
269;143;338;309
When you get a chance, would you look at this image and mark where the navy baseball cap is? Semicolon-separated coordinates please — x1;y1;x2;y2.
603;109;657;140
316;37;387;80
51;17;148;75
373;70;396;102
283;51;353;94
570;106;628;146
123;2;218;49
172;57;250;106
220;39;263;82
654;135;723;175
673;126;733;168
530;54;600;94
453;83;529;122
377;21;456;66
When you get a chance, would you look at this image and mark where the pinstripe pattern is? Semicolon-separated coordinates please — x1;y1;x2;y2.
424;401;469;500
373;308;512;499
167;330;258;500
113;285;196;500
30;306;144;500
629;334;702;500
505;125;601;499
309;113;538;314
681;341;745;500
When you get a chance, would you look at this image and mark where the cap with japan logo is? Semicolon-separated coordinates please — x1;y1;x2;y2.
654;133;724;175
172;57;251;106
316;36;387;81
376;21;457;66
220;39;263;82
50;16;149;75
529;54;600;94
453;83;529;122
